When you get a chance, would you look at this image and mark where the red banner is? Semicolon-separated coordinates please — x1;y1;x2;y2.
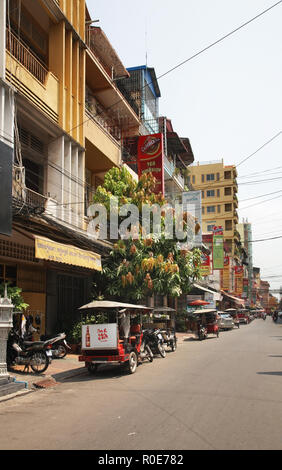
138;133;164;194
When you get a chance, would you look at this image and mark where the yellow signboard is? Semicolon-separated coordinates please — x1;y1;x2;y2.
35;236;102;271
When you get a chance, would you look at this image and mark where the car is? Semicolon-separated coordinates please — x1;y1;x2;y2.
218;313;235;330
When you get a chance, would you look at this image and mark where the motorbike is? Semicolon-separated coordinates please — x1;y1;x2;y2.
139;330;154;363
7;328;53;374
144;328;166;358
40;333;71;359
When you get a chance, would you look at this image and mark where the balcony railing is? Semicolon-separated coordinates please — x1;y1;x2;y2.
6;29;48;84
12;165;47;213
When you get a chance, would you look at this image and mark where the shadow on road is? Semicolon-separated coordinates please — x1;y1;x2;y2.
257;371;282;376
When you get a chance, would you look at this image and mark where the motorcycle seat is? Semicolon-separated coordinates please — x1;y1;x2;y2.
23;341;44;347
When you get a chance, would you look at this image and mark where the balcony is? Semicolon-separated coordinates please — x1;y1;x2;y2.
13;165;47;214
6;30;48;85
164;156;184;189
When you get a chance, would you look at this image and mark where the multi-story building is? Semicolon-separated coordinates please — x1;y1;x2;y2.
260;280;270;311
237;220;253;306
117;66;195;195
188;160;239;259
0;0;141;337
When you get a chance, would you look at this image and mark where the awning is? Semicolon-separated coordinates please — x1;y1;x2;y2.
193;283;222;301
221;291;245;306
34;235;102;271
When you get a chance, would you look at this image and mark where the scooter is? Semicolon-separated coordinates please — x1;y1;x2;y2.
143;328;166;358
7;328;53;374
139;330;154;363
40;333;71;359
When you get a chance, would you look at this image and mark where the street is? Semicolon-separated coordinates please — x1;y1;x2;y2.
1;317;282;450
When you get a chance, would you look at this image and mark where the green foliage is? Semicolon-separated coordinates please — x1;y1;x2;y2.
68;313;109;344
0;283;29;312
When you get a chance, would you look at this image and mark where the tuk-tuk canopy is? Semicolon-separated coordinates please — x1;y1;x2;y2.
79;300;151;311
153;307;176;312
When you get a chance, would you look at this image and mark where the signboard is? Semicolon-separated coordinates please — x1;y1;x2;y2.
221;256;230;290
234;266;244;296
0;140;12;236
182;190;202;247
35;236;102;271
212;227;224;270
138;133;164;194
82;324;118;350
200;253;211;276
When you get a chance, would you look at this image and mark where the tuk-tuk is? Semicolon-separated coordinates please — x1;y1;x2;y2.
143;306;177;352
237;308;250;324
224;308;240;328
78;300;152;374
186;309;220;340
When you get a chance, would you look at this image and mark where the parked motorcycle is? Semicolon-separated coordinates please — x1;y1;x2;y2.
7;328;53;374
139;330;154;363
197;324;208;341
40;333;71;359
144;328;166;358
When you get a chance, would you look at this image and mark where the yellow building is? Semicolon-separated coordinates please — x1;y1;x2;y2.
2;0;140;335
188;160;239;259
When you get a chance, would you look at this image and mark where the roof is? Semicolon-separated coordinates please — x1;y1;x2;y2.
79;300;151;311
127;66;161;97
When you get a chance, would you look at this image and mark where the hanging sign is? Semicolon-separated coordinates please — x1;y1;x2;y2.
234;266;244;295
138;133;165;194
221;256;230;290
212;226;224;269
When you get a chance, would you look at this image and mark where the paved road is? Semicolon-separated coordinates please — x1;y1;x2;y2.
1;317;282;450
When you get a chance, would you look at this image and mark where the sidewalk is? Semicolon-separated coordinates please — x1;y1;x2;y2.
0;332;194;402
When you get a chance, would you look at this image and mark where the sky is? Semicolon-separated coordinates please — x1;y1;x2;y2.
87;0;282;298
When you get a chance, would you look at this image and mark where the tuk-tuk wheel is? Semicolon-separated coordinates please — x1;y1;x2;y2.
127;351;138;374
171;339;177;351
88;363;98;374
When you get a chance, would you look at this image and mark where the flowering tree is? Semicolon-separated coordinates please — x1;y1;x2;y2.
92;167;202;302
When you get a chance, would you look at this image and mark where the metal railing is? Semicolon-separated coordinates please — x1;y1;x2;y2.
6;29;48;84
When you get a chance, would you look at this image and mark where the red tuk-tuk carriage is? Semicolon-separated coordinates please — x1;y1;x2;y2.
237;308;250;324
78;300;153;374
186;309;220;340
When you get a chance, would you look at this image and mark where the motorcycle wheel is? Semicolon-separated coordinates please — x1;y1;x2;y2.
158;343;166;358
30;351;49;374
145;345;153;362
55;344;67;359
127;351;138;374
171;339;176;351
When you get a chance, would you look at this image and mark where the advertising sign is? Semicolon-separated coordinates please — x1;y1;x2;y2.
138;133;164;194
182;190;202;247
212;227;224;270
200;253;211;276
234;266;244;296
82;323;118;350
221;256;230;290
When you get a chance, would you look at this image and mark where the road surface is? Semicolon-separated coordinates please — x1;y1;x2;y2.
0;317;282;450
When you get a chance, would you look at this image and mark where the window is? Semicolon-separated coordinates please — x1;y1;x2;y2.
207;174;215;181
225;203;232;212
0;264;17;288
202;191;205;198
225;220;232;231
216;173;220;181
207;206;215;213
207;224;215;232
201;174;205;183
192;175;195;184
224;171;231;179
217;189;220;197
202;207;205;215
217;205;221;213
207;190;215;197
224;187;232;196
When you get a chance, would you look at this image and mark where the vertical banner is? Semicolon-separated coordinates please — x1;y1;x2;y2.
221;256;230;290
234;266;244;295
182;190;202;247
200;253;211;276
212;226;224;270
138;133;164;194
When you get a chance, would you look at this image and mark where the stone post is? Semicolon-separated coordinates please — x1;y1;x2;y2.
0;285;14;378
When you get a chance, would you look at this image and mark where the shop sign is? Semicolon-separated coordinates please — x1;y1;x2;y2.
200;253;211;276
212;226;224;269
81;324;118;349
234;265;244;295
35;236;102;271
138;133;164;194
221;256;230;290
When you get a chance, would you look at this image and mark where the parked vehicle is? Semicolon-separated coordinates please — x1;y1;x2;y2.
218;313;235;330
78;300;154;374
7;328;53;374
40;333;71;359
143;327;166;358
237;309;250;324
224;308;240;328
143;306;177;352
186;309;219;340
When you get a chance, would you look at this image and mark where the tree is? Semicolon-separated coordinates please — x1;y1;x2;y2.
92;167;202;302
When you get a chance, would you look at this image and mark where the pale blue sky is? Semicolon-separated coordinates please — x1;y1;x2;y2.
88;0;282;297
